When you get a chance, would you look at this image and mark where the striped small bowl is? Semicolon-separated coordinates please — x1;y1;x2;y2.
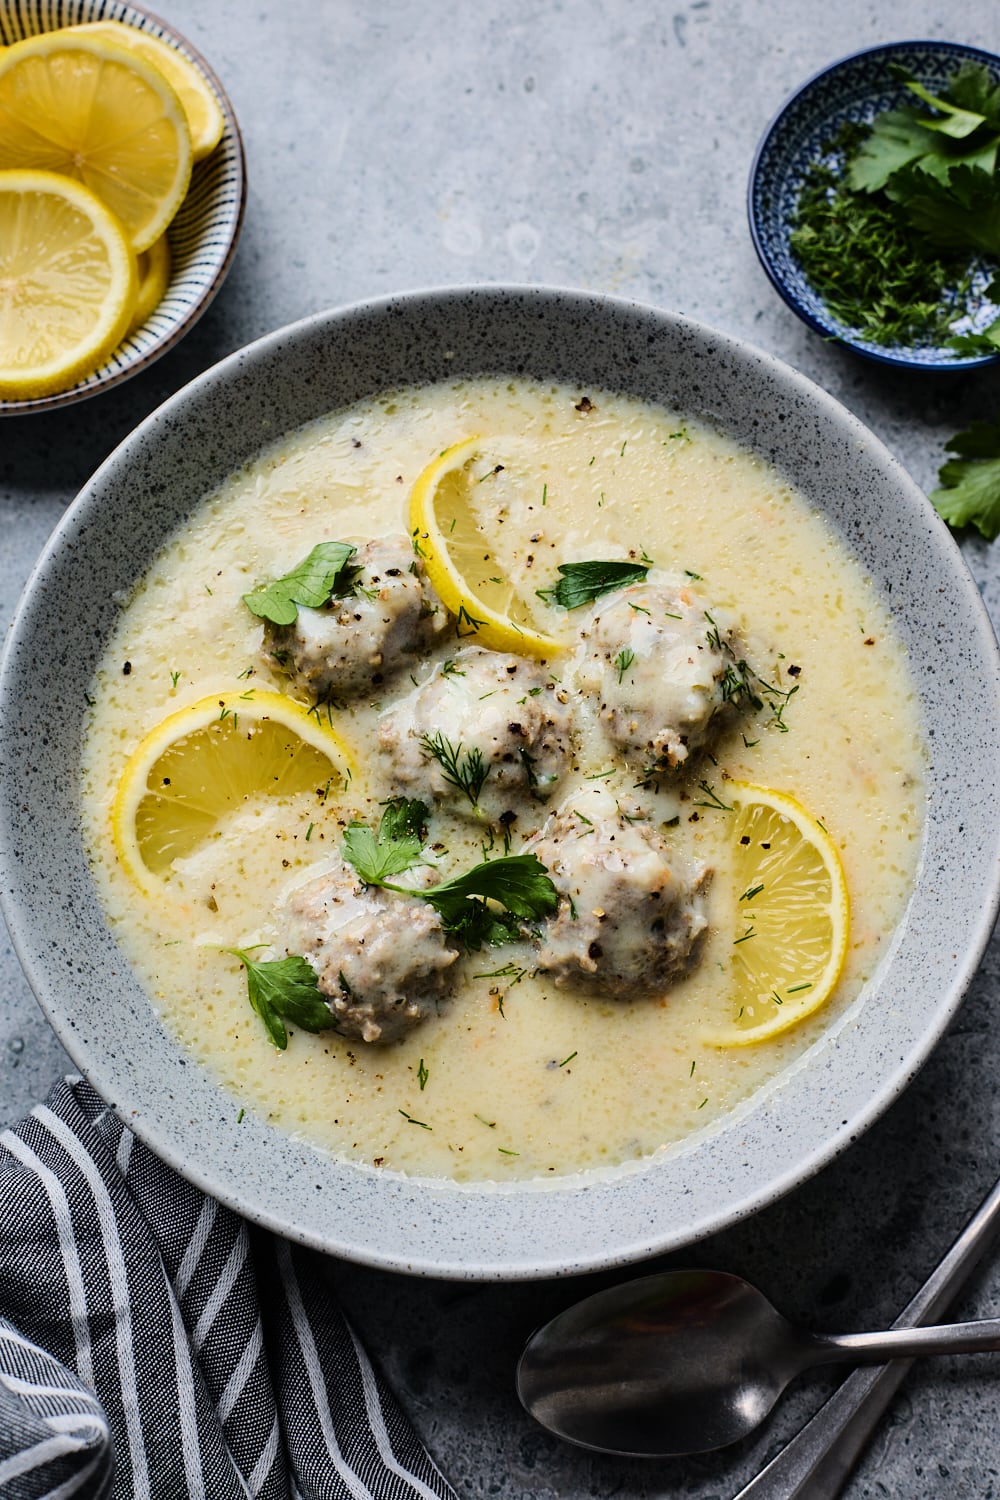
0;0;246;415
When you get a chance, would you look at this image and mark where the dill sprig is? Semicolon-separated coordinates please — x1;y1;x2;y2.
420;731;490;807
614;646;636;682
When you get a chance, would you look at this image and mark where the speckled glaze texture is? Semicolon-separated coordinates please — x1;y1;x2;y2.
749;40;1000;372
0;0;246;416
2;286;999;1279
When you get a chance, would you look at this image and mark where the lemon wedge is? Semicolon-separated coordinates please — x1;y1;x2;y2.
127;234;171;336
0;168;137;400
0;31;192;252
410;436;566;658
111;690;354;891
69;21;225;162
705;782;850;1046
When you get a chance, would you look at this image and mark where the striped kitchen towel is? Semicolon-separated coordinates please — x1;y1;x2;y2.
0;1074;459;1500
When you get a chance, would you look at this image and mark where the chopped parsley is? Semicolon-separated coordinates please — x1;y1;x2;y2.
789;63;1000;349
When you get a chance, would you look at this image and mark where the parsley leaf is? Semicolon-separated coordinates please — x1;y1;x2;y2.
342;798;428;883
929;414;1000;540
341;803;559;951
243;541;358;626
226;949;331;1049
886;162;1000;257
945;60;1000;124
536;559;652;610
849;111;960;193
897;73;990;139
850;63;1000;195
947;311;1000;355
420;854;559;950
422;853;558;923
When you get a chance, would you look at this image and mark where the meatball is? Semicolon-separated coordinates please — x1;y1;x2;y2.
576;581;738;773
280;856;458;1044
528;789;710;997
262;535;447;699
377;646;574;825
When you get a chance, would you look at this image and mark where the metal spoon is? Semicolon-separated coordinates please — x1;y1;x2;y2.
516;1265;1000;1457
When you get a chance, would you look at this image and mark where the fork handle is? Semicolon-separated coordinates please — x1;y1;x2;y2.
731;1169;1000;1500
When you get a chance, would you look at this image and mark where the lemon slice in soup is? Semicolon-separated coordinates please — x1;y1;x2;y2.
111;691;353;891
705;783;850;1046
410;436;566;658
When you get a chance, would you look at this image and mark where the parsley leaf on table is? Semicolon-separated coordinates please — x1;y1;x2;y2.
929;415;1000;541
536;559;652;610
226;949;332;1050
242;540;358;626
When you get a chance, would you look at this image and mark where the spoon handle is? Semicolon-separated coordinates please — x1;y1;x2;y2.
731;1168;1000;1500
816;1315;1000;1362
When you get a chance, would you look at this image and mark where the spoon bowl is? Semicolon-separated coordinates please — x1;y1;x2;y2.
517;1268;1000;1456
517;1270;807;1456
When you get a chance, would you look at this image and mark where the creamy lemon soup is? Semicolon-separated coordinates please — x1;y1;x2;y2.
80;378;925;1182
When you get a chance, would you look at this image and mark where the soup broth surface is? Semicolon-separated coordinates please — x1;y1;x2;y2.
80;378;925;1182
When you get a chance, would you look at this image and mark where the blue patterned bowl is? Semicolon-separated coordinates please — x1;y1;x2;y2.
748;40;1000;371
0;0;246;415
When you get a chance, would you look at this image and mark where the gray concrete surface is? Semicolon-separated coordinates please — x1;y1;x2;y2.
4;1;1000;1494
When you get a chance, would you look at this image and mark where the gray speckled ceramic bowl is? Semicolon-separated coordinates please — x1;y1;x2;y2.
2;286;999;1280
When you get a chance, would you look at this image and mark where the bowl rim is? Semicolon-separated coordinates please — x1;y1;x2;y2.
0;0;247;417
4;282;1000;1279
747;37;1000;373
